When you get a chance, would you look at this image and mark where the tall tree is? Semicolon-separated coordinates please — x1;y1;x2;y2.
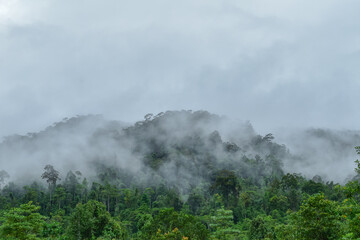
211;170;240;207
41;165;61;206
63;170;79;203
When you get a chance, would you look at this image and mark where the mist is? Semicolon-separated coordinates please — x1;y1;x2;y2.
0;111;358;194
0;111;267;189
277;128;360;183
0;1;359;190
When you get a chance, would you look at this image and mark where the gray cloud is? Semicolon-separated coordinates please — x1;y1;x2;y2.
0;0;359;138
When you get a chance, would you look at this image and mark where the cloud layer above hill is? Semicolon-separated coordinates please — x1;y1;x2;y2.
0;0;359;137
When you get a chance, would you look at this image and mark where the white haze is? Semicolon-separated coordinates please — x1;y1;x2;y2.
0;112;359;189
0;112;260;188
277;128;360;183
0;116;137;184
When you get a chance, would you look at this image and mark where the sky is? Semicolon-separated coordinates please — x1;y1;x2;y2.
0;0;359;138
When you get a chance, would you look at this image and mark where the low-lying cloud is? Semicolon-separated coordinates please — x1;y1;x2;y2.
0;0;359;138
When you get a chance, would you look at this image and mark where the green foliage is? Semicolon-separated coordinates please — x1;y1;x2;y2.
301;180;325;195
187;191;204;215
211;170;240;207
208;207;243;239
42;220;63;239
269;194;289;213
140;208;208;240
0;201;46;240
151;228;189;240
209;207;234;230
290;193;342;240
2;113;360;239
248;215;276;239
66;200;127;240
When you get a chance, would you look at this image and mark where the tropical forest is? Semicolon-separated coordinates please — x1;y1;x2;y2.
0;110;360;240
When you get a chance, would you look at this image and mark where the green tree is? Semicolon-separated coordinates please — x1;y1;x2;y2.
66;200;126;240
80;178;89;203
302;180;325;195
248;215;276;240
140;208;208;240
0;201;46;240
211;170;240;207
187;191;204;215
269;194;289;213
290;193;342;240
208;207;242;239
54;185;66;210
150;228;189;240
22;185;39;204
64;170;79;202
41;165;61;206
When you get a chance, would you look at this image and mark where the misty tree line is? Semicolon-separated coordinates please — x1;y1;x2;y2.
2;160;360;239
0;111;360;239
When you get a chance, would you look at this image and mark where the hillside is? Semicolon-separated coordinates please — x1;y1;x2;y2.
0;111;289;188
1;111;360;239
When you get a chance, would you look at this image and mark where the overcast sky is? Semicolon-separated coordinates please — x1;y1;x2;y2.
0;0;359;138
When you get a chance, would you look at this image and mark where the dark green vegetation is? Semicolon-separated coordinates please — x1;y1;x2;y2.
0;111;360;239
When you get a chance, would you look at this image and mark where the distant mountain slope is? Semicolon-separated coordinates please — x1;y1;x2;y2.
280;128;360;183
0;110;358;188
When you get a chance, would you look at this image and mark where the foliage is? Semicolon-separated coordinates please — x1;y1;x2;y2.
1;114;360;239
0;201;46;240
139;208;208;240
66;200;127;240
290;193;342;240
208;207;243;239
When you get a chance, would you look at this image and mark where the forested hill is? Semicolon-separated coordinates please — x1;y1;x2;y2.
1;110;360;239
0;110;288;189
1;110;359;187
